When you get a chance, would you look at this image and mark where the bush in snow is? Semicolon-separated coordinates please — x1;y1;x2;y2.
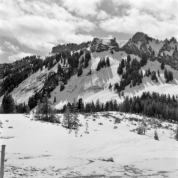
154;130;159;140
115;117;121;124
137;126;145;135
128;117;139;122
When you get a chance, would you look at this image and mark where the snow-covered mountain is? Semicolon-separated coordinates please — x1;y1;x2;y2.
0;32;178;109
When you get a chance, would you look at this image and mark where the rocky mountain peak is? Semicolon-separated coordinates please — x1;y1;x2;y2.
132;32;153;44
90;37;119;52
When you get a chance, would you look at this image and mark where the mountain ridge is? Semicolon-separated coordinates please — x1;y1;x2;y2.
0;32;178;111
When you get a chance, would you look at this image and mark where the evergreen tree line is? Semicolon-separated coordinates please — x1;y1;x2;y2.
28;50;91;110
164;69;173;83
114;54;174;93
0;49;91;97
2;91;178;124
0;56;43;96
115;55;143;93
160;61;173;82
119;92;178;122
59;92;178;122
0;93;29;113
96;57;110;71
58;98;119;113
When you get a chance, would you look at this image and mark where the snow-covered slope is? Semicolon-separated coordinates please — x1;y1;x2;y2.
49;51;141;108
0;62;58;104
1;32;178;108
49;49;178;109
0;113;178;177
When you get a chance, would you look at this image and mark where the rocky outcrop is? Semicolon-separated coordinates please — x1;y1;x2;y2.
132;32;153;44
121;32;154;58
51;42;90;53
90;37;119;52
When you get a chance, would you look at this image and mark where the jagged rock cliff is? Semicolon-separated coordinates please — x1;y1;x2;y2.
90;37;119;52
51;42;90;53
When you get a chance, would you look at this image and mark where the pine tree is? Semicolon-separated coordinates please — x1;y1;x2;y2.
161;61;165;70
106;57;110;67
127;55;131;63
164;69;168;82
63;104;72;128
60;83;65;91
140;53;147;67
78;98;84;113
24;104;30;114
168;71;173;81
158;70;160;77
77;65;83;77
109;83;112;90
147;68;151;76
1;93;15;113
36;93;55;122
72;99;79;130
175;45;178;52
122;96;130;112
96;61;101;71
120;59;125;68
117;65;123;75
85;51;91;61
95;99;100;112
57;64;62;75
53;96;56;103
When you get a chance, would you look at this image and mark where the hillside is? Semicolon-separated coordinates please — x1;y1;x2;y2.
0;32;178;110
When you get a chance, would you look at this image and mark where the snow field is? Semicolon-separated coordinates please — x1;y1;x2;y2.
0;112;178;177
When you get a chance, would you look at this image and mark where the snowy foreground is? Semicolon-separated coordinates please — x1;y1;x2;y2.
0;113;178;178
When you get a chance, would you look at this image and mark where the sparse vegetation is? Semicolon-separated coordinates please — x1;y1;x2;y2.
154;130;159;140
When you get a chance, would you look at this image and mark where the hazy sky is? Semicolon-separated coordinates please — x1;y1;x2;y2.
0;0;178;63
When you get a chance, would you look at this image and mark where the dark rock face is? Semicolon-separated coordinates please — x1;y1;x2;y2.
90;38;106;52
132;32;153;44
51;42;90;53
132;32;147;43
90;37;119;52
121;32;154;58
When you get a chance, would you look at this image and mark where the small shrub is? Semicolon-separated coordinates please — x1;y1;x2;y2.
100;157;114;162
98;122;103;125
93;119;96;121
115;117;121;124
137;126;145;135
130;129;136;132
164;125;169;129
8;126;13;129
129;117;139;122
114;126;118;129
154;130;159;140
157;123;162;128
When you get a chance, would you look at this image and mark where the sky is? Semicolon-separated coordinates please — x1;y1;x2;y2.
0;0;178;64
